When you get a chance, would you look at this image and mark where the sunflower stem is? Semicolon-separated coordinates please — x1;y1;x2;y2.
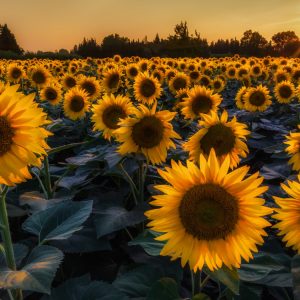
200;274;210;291
43;156;53;199
0;185;22;299
138;160;145;203
193;270;201;296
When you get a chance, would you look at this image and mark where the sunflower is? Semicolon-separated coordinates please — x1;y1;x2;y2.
285;126;300;171
273;175;300;253
133;73;162;105
181;86;222;120
40;82;62;106
274;70;290;84
78;76;101;99
274;81;295;104
243;85;272;112
62;73;77;89
225;66;236;79
250;64;262;78
211;78;225;93
183;110;249;168
102;68;122;94
30;65;51;87
168;72;190;95
0;85;51;186
63;87;90;120
126;64;139;80
145;149;271;271
235;86;248;109
91;94;136;141
114;103;181;164
6;64;24;83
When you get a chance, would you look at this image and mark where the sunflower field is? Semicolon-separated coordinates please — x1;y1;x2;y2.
0;55;300;300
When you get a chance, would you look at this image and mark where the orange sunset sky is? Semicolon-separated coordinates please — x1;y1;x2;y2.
1;0;300;52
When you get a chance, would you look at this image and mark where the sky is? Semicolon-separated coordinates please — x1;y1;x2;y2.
1;0;300;52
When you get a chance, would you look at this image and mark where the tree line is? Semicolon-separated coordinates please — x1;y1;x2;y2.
0;22;299;58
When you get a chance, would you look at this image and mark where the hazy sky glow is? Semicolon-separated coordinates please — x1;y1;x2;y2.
1;0;300;52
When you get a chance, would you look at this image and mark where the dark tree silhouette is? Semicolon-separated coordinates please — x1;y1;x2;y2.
0;24;23;54
272;31;299;56
240;30;268;56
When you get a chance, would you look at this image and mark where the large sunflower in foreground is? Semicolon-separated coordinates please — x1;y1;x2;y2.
0;85;51;186
145;149;271;271
285;126;300;171
183;111;249;169
133;73;162;105
181;86;222;120
63;87;90;120
243;85;272;112
91;94;137;141
273;175;300;253
114;103;181;164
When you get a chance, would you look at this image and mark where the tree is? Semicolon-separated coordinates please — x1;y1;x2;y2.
272;31;299;56
73;38;101;57
173;21;189;41
0;24;23;54
240;30;268;56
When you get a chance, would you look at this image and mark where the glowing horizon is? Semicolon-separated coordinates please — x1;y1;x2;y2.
1;0;300;52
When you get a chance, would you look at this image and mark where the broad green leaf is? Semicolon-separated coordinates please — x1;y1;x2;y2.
0;245;63;294
147;277;181;300
22;200;93;243
192;293;211;300
94;203;147;238
128;230;165;256
0;243;28;268
204;265;239;295
292;255;300;299
43;274;128;300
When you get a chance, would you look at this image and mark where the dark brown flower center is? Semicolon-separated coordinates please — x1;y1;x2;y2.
249;91;266;106
276;74;287;83
200;123;236;156
107;73;120;90
70;95;85;112
65;77;76;88
213;81;221;89
0;117;14;156
81;81;96;97
45;87;58;101
139;79;156;98
11;67;22;79
132;116;164;148
129;67;138;77
172;77;187;91
191;95;213;115
32;70;46;84
278;85;292;99
102;105;126;129
200;76;210;86
190;71;200;80
179;184;239;240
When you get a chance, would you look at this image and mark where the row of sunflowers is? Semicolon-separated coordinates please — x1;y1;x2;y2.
0;55;300;299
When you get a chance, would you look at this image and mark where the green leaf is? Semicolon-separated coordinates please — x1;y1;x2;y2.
43;274;129;300
22;200;93;244
192;293;211;300
291;255;300;299
94;203;147;238
128;230;165;256
47;142;89;155
0;243;29;268
147;277;180;300
0;245;63;294
204;265;239;295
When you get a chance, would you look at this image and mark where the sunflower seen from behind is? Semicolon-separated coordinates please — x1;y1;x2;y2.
0;85;51;186
145;149;271;271
114;103;180;164
273;175;300;253
64;87;90;120
181;85;222;120
91;94;137;141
